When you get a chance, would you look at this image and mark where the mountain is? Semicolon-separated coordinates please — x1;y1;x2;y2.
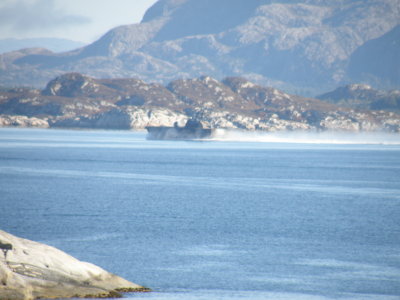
1;72;399;132
317;84;400;112
347;25;400;88
0;0;399;93
0;38;85;54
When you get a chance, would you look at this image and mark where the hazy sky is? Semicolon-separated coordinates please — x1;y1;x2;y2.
0;0;158;43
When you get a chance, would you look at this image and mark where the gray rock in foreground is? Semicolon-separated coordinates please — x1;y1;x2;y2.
0;230;149;300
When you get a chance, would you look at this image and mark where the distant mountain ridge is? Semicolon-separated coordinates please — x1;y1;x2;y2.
0;0;399;93
1;72;399;132
0;38;85;54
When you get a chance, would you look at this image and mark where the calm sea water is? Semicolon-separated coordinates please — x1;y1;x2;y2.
1;128;400;300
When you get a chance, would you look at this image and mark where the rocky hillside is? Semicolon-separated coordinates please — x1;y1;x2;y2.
318;84;400;112
347;25;400;88
0;0;399;93
1;72;399;132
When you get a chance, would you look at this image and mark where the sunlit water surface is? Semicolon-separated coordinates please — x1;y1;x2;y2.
1;128;400;300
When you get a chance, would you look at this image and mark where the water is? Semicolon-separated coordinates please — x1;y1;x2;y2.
1;128;400;300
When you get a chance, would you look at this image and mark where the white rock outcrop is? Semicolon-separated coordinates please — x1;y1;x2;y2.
0;230;148;300
0;115;49;128
1;74;399;132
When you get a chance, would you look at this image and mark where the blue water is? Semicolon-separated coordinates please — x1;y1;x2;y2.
1;128;400;300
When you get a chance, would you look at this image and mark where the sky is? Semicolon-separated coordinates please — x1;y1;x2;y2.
0;0;158;43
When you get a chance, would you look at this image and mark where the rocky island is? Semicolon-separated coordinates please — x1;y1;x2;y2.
0;72;399;133
0;230;149;299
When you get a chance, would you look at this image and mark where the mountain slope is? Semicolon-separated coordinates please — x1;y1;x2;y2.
0;0;399;92
317;84;400;112
1;73;399;132
347;25;400;88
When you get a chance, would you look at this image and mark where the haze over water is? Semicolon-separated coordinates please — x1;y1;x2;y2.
1;128;400;300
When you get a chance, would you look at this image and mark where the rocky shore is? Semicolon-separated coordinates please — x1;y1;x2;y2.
0;230;149;299
0;73;399;133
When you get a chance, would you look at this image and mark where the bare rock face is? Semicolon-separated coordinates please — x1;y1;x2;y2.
51;106;188;130
42;73;117;99
1;73;400;132
0;230;148;300
0;0;399;92
0;115;49;128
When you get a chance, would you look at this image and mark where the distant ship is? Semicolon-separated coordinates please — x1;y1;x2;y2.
146;119;215;140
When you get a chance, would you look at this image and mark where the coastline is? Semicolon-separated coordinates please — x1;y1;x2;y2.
0;230;149;300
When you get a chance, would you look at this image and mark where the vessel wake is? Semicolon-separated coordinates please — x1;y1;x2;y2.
210;129;400;145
